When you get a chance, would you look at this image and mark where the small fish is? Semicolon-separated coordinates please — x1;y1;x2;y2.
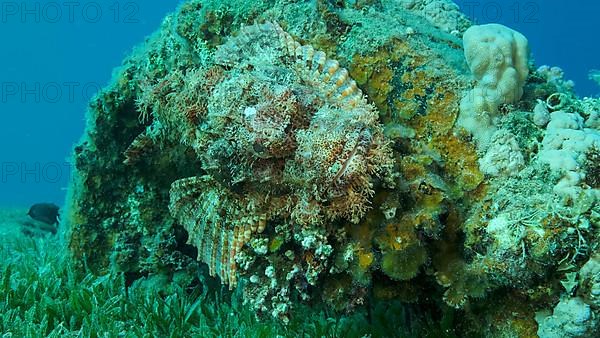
27;203;60;225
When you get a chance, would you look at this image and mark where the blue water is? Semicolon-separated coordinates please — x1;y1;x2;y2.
455;0;600;95
0;1;176;207
0;0;598;207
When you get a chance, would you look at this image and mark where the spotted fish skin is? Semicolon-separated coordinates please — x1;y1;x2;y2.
169;22;393;289
215;21;367;109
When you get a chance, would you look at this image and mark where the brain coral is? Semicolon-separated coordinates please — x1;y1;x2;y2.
167;22;394;288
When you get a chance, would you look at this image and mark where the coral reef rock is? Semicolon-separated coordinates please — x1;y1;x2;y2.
64;0;599;335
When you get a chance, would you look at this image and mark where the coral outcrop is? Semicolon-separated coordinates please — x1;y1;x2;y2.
64;0;599;335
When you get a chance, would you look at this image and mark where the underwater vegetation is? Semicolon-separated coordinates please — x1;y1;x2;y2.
1;228;457;337
63;0;599;336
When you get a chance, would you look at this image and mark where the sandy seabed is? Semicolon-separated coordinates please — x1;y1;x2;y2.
0;207;29;238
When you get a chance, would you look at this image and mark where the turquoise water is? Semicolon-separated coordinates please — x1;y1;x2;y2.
0;1;174;206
